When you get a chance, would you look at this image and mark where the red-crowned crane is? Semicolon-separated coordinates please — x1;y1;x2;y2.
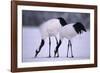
35;17;67;57
54;21;87;58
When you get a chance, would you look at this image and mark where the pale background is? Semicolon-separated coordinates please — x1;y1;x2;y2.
0;0;99;73
22;11;90;62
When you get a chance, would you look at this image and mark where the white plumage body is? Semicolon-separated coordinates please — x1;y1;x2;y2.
60;23;77;40
39;18;77;40
40;19;62;39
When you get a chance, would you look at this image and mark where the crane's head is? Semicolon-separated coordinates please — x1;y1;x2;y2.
73;22;87;34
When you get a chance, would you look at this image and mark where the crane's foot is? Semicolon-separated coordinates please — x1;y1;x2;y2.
54;50;59;58
54;55;59;58
57;54;59;57
71;55;74;58
48;55;51;58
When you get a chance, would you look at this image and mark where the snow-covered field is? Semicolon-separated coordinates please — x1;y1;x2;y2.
22;27;90;62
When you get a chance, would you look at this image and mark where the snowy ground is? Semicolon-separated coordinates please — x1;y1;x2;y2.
22;27;90;62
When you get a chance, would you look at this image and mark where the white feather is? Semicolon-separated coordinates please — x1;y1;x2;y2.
40;19;62;39
60;23;77;40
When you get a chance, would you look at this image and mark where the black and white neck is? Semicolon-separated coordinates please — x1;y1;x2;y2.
57;17;67;26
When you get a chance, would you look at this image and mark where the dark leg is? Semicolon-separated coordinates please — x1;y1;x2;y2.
55;37;58;45
69;40;74;58
49;37;51;57
35;39;44;57
67;40;70;57
54;40;61;57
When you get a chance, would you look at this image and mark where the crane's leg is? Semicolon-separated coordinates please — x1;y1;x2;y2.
54;37;59;57
69;40;74;58
35;39;44;57
49;37;51;58
55;36;58;45
67;40;70;57
54;39;61;57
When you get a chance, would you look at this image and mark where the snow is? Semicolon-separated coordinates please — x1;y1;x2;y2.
22;27;90;62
